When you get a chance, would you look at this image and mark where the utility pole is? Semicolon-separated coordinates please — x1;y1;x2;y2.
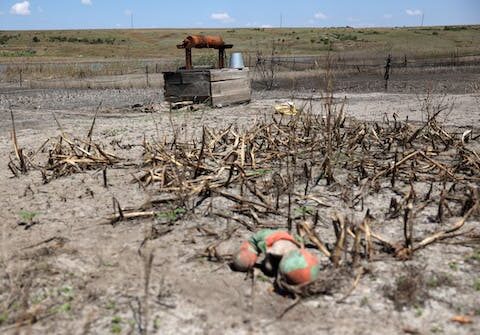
280;13;283;28
421;13;424;26
131;13;134;29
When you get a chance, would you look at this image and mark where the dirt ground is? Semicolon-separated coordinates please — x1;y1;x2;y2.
0;70;479;335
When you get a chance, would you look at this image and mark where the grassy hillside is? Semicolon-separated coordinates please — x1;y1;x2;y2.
1;25;479;62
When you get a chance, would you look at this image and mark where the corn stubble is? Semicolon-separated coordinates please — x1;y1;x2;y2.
8;95;480;298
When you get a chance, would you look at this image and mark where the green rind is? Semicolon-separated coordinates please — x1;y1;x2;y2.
279;250;308;274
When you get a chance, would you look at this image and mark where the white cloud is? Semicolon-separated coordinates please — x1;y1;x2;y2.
383;14;393;19
245;22;271;28
124;9;132;16
314;12;327;20
406;9;422;16
210;12;234;23
352;23;377;28
81;0;92;5
10;1;31;16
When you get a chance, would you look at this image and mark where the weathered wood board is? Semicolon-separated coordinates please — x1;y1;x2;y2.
163;70;211;103
163;68;251;106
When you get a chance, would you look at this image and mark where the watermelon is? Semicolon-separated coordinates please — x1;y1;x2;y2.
279;249;320;285
232;241;258;272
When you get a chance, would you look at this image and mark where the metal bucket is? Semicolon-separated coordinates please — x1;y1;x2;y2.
229;52;245;69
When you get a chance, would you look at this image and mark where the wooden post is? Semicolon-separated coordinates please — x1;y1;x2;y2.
384;54;391;91
185;48;192;70
218;48;225;69
19;69;22;88
145;65;149;87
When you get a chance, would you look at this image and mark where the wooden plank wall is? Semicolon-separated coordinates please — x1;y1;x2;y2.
163;70;211;103
210;68;251;107
163;68;251;106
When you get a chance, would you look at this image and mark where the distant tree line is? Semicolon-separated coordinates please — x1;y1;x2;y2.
42;36;118;45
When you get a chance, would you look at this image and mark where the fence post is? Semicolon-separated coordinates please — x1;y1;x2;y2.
19;69;22;88
145;65;150;87
384;54;391;91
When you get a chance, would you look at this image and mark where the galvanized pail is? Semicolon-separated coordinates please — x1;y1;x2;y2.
229;52;245;69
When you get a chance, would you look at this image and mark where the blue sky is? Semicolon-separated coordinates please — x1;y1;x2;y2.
0;0;479;30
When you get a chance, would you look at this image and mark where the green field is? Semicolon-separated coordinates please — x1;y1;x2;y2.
1;25;479;62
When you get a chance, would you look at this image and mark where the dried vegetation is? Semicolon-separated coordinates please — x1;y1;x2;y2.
6;92;480;314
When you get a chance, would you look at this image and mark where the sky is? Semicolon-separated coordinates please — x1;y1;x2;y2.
0;0;479;30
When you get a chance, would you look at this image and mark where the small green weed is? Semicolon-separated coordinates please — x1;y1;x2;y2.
0;312;8;325
294;205;315;217
360;296;369;307
448;262;459;271
31;290;49;304
105;300;117;310
430;325;443;333
466;249;480;262
55;302;72;314
246;168;272;177
59;285;74;301
257;273;270;283
414;305;423;317
426;273;453;288
111;316;122;334
474;278;480;291
19;210;37;222
153;316;161;330
155;207;186;222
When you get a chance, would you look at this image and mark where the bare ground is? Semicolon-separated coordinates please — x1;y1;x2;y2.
0;77;479;335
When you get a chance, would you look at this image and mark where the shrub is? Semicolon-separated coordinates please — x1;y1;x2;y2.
444;26;467;31
0;35;13;45
0;50;37;57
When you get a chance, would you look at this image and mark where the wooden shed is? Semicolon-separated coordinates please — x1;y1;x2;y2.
163;68;251;107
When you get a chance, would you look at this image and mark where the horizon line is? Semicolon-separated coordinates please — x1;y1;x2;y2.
1;23;479;32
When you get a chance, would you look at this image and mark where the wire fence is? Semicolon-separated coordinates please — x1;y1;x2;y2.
1;51;480;89
249;52;480;72
0;59;179;89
